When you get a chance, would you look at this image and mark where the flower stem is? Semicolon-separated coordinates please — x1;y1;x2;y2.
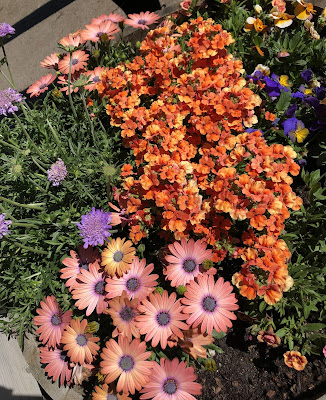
67;54;78;120
80;89;98;146
46;119;68;163
0;138;24;153
10;222;39;228
0;39;16;89
0;196;45;210
3;237;47;255
0;204;17;222
13;113;47;162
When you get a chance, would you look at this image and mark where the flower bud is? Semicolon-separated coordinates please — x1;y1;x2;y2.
135;41;141;49
204;359;217;372
254;4;263;13
137;243;146;253
202;259;214;270
103;165;116;177
154;286;164;295
176;285;187;295
93;49;100;59
85;321;99;334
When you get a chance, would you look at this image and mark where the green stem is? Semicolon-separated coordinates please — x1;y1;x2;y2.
0;40;16;88
46;119;68;163
3;237;47;255
10;222;39;228
67;54;78;120
31;157;48;173
80;89;98;146
0;196;45;210
0;138;24;153
26;176;60;200
0;204;17;222
98;118;106;134
13;113;47;162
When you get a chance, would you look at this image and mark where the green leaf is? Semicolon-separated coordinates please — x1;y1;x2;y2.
276;90;292;112
211;330;226;340
275;328;287;338
302;323;326;332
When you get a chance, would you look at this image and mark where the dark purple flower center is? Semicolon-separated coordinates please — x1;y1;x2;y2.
60;351;68;361
97;31;104;37
138;19;147;25
113;251;123;262
76;334;88;346
126;277;139;292
163;379;178;394
119;355;134;371
39;83;46;89
183;259;197;273
51;314;62;326
93;76;100;83
202;296;217;312
119;306;135;321
71;58;78;65
95;280;105;294
156;311;170;326
107;395;118;400
80;262;89;271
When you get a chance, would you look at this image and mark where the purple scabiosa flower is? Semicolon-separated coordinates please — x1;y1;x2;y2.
47;159;67;186
0;23;15;37
77;208;112;248
0;213;11;239
0;88;23;116
301;69;312;82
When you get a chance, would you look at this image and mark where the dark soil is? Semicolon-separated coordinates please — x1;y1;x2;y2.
197;319;326;400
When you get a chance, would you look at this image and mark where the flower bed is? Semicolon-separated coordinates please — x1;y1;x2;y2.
0;1;326;399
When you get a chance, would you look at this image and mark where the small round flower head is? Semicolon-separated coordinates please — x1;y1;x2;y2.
77;208;112;248
47;159;67;186
0;23;15;37
0;213;12;239
0;88;23;116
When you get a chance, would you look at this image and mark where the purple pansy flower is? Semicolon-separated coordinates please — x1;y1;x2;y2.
300;69;312;82
0;88;23;116
282;118;309;143
47;159;67;186
285;104;297;118
0;213;11;239
245;128;264;135
77;208;112;248
0;23;15;37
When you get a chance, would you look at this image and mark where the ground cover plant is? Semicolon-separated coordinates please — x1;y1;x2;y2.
0;1;325;399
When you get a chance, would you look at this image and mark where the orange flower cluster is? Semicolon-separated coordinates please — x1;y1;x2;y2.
97;17;302;304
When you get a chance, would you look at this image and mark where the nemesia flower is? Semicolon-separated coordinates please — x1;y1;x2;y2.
77;207;112;248
70;363;94;385
257;326;281;347
101;237;135;276
58;50;89;74
269;8;295;28
47;159;67;186
244;17;268;32
272;0;286;13
182;274;238;335
85;66;105;92
0;23;15;37
304;20;320;40
164;238;214;287
40;53;60;69
136;290;189;349
257;284;283;305
254;64;270;77
26;74;56;97
71;262;108;316
60;245;100;289
105;256;158;300
140;357;202;400
100;336;153;394
254;4;263;13
0;88;23;116
294;0;315;20
0;213;11;239
277;49;290;58
81;21;119;43
61;319;100;364
91;13;125;25
282;118;309;143
92;384;131;400
284;351;308;371
107;291;140;340
39;346;72;386
124;12;160;30
177;328;214;359
34;295;72;348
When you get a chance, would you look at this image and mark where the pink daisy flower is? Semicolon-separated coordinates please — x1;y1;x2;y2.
85;66;105;92
100;336;153;394
26;74;56;97
124;11;160;30
33;295;72;348
58;70;84;94
59;32;85;49
58;50;89;75
182;274;239;335
105;257;158;301
39;346;72;387
40;53;60;69
60;245;100;289
140;357;202;400
164;238;214;287
91;13;125;25
81;21;120;43
71;262;108;316
136;291;189;349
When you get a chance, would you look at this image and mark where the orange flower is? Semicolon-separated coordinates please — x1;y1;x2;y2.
257;284;283;305
257;326;281;347
265;111;276;121
284;351;308;371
